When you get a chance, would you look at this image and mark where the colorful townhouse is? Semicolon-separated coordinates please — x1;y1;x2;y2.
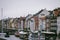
57;8;60;35
28;14;39;32
25;14;32;31
8;18;13;29
28;9;50;33
49;8;60;34
26;9;50;39
11;18;21;31
20;17;25;31
45;8;60;40
38;9;50;31
34;9;50;32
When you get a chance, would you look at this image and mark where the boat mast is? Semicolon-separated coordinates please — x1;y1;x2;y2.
1;8;3;33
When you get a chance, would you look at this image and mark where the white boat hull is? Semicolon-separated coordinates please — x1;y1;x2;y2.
0;33;7;39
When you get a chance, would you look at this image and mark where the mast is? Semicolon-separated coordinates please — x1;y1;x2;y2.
1;8;3;33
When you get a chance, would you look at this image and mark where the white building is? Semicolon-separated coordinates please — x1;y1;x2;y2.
25;14;32;29
38;9;50;31
30;18;35;32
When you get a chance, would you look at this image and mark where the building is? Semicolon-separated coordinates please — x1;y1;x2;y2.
49;8;60;34
28;9;50;32
0;20;2;32
25;14;32;31
37;9;50;31
20;17;25;31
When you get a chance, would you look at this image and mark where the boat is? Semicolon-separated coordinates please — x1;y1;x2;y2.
0;33;7;40
31;31;38;38
0;8;8;40
14;31;20;37
19;31;29;39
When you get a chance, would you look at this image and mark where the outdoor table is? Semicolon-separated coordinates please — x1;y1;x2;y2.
41;31;56;40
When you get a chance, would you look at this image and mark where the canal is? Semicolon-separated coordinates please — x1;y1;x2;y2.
5;35;40;40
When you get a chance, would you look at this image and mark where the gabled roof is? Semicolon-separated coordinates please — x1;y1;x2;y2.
33;9;43;16
27;9;44;20
26;14;32;18
20;17;26;21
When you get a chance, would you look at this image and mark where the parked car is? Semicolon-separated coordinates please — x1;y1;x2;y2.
14;31;20;37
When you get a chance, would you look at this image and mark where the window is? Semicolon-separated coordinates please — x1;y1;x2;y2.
41;14;45;16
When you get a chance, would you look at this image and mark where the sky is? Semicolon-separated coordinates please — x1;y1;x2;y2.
0;0;60;19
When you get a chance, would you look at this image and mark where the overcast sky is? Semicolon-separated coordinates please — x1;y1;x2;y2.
0;0;60;19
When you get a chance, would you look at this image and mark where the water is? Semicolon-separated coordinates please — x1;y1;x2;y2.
6;35;21;40
5;35;40;40
5;34;60;40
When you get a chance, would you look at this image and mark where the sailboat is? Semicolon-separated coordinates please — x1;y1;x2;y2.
0;8;7;40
